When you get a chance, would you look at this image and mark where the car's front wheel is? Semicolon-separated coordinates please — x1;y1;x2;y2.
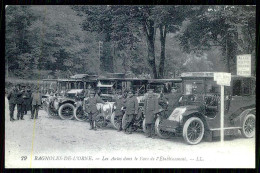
183;117;204;145
58;103;75;120
241;113;255;138
142;118;148;133
111;112;121;130
155;117;172;139
74;106;88;121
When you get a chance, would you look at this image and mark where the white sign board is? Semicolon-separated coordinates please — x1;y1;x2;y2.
237;54;251;76
214;72;231;86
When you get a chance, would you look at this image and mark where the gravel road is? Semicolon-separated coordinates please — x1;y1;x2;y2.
5;97;255;168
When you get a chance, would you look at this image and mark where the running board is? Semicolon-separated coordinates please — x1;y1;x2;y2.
210;127;241;131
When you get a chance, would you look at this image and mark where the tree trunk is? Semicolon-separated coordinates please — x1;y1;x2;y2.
225;37;231;73
144;20;157;79
6;58;8;78
158;25;167;79
101;33;114;73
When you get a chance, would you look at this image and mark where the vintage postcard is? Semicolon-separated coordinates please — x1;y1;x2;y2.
5;5;256;168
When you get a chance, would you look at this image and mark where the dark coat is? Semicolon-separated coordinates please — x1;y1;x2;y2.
31;92;42;106
7;89;21;104
125;96;138;115
16;90;24;104
23;91;32;109
114;97;125;115
144;94;159;124
85;95;105;114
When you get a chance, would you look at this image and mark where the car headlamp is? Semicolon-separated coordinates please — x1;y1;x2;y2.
168;107;186;122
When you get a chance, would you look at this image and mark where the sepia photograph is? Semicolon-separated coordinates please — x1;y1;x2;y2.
4;5;256;168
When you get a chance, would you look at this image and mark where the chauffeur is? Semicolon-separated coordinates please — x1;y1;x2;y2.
7;85;20;121
144;89;159;138
114;91;126;132
85;90;105;130
124;90;138;134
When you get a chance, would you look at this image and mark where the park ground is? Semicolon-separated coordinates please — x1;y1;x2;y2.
5;97;255;168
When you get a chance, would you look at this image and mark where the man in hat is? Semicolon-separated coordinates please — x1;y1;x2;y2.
31;86;42;119
7;85;20;121
25;85;33;115
123;90;138;134
144;89;159;138
85;90;105;130
21;85;28;116
16;84;24;120
114;90;126;132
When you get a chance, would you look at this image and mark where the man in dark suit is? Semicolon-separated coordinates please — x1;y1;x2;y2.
31;87;42;119
123;90;139;134
144;89;159;138
114;91;125;132
16;85;24;120
7;85;20;121
85;91;105;130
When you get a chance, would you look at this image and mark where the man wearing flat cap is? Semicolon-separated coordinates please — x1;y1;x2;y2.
144;89;159;138
85;90;105;130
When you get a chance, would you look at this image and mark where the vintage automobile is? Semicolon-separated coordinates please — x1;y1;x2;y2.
74;94;118;128
113;79;182;132
155;72;255;145
46;89;84;120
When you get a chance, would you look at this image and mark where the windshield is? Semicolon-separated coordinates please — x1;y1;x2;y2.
99;87;113;94
149;84;164;93
182;79;220;104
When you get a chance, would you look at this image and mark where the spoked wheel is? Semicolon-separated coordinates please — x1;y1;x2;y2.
95;115;107;128
155;117;172;139
74;106;88;121
58;103;75;120
183;117;204;145
241;114;255;138
142;118;148;133
122;113;127;130
111;112;122;130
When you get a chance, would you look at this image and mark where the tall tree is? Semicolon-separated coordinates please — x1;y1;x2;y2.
178;5;256;74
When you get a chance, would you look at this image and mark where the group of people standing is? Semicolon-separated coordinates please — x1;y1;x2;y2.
7;84;42;121
113;89;168;138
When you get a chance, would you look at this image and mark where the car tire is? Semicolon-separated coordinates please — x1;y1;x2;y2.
74;106;88;122
122;113;127;130
58;103;75;120
142;118;148;133
155;117;172;139
183;117;204;145
241;113;255;138
111;112;121;130
95;114;106;127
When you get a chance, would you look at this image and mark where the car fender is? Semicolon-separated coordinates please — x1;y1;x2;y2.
231;107;255;127
60;100;75;107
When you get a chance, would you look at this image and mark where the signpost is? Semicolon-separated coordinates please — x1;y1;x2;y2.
214;72;231;145
237;54;251;76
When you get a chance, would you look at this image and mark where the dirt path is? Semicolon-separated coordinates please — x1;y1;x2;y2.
5;97;255;168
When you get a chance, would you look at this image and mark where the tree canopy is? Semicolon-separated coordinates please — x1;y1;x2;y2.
5;5;256;79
